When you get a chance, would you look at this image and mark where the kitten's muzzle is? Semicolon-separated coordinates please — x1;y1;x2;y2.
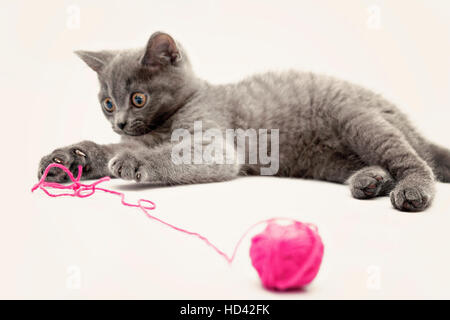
117;121;127;130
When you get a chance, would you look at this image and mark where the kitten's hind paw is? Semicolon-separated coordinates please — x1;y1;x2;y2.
390;185;432;212
348;166;394;199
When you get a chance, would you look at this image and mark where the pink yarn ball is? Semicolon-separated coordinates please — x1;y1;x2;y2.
249;221;324;291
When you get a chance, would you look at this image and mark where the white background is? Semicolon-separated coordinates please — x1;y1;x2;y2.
1;0;450;299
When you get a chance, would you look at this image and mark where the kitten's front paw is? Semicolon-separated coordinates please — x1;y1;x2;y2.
38;146;89;182
390;184;433;212
109;152;145;182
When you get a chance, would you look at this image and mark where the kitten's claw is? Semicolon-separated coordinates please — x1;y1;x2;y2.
53;157;63;164
74;149;87;157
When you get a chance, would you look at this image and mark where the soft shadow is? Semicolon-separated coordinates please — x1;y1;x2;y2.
251;280;310;295
112;183;176;191
112;177;239;191
265;286;309;295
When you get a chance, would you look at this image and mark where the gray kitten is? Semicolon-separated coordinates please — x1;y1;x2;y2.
38;31;450;212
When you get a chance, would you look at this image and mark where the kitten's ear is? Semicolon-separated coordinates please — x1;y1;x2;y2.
74;50;115;73
141;32;182;68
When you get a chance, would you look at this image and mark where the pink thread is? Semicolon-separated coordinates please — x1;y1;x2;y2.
32;163;325;289
32;163;289;264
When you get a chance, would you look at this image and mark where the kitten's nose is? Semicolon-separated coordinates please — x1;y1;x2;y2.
117;121;127;130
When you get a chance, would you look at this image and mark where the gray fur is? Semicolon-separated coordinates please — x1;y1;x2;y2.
38;31;450;212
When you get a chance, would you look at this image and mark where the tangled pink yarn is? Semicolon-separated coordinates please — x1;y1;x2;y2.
250;221;324;290
32;163;324;290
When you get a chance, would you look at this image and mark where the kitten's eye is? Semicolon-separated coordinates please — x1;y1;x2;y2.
131;92;147;108
103;98;115;112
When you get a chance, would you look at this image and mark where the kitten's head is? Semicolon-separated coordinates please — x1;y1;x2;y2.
76;32;198;136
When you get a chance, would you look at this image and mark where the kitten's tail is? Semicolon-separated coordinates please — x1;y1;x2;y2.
429;143;450;182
